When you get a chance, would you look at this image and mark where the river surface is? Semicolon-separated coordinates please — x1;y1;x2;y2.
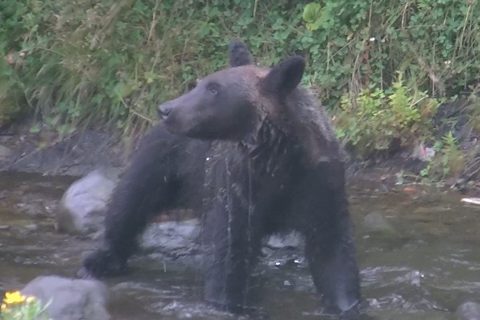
1;172;479;319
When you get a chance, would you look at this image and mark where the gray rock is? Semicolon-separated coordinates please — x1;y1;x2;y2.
141;219;201;254
363;212;396;234
22;275;110;320
141;219;304;253
56;169;118;234
266;232;303;249
456;301;480;320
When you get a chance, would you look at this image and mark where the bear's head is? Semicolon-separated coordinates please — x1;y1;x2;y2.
158;41;305;141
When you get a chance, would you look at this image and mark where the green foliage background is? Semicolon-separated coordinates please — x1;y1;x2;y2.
0;0;479;146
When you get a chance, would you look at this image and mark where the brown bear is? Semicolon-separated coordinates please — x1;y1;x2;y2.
79;41;361;316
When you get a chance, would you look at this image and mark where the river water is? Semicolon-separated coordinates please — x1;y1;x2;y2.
0;172;479;319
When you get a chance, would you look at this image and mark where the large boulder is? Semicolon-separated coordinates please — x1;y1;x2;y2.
456;301;480;320
22;275;110;320
57;169;118;235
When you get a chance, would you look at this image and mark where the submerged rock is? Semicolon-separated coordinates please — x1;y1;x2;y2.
140;220;307;267
363;212;396;235
22;275;110;320
456;301;480;320
141;219;201;257
56;169;118;235
266;232;303;249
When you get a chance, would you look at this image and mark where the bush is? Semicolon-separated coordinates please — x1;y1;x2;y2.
335;74;439;157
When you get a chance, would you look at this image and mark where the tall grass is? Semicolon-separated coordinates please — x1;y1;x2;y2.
1;0;479;142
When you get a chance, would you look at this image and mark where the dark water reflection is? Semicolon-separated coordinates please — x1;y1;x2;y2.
1;172;479;319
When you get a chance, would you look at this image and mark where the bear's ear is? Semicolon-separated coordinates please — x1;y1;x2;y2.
262;56;305;95
228;40;254;67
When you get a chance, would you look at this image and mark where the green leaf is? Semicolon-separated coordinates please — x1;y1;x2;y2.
303;3;321;23
303;3;322;31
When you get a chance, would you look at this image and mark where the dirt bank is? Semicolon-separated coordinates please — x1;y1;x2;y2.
0;120;126;176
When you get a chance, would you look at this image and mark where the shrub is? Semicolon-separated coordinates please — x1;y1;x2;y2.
335;74;439;157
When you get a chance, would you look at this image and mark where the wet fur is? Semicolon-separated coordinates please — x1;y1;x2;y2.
80;41;361;316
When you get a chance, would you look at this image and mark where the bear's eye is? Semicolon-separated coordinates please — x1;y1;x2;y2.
186;79;198;91
206;83;220;96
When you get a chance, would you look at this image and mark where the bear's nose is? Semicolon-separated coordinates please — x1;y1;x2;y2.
157;103;172;119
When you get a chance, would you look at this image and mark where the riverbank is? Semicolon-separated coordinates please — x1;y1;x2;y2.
1;108;479;197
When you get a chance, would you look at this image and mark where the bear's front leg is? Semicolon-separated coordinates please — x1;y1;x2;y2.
202;192;261;313
79;124;180;278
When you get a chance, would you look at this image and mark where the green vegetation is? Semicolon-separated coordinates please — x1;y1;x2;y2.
466;90;480;132
420;131;465;179
1;0;479;173
336;74;439;157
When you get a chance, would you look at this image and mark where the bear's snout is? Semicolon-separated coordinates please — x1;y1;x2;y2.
157;102;173;120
